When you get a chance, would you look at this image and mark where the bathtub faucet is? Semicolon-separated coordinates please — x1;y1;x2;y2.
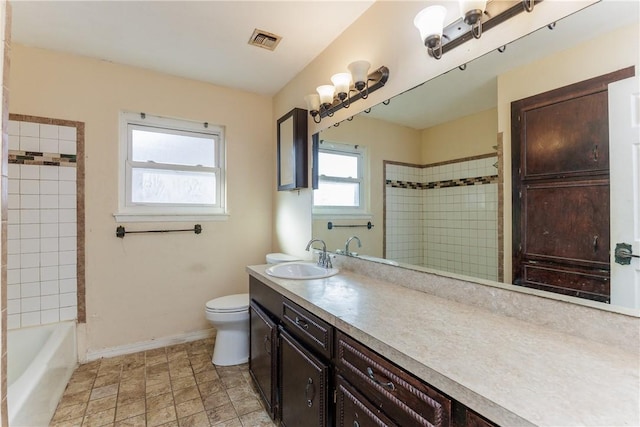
305;238;332;269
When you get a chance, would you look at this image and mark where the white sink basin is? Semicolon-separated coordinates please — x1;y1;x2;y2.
265;262;339;280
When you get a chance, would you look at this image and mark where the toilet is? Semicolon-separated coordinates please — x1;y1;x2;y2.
205;253;299;366
205;293;250;366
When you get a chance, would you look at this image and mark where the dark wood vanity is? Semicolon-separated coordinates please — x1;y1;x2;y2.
249;275;496;427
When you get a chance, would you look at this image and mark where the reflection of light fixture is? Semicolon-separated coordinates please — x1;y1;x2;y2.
459;0;487;39
415;0;538;60
304;62;389;124
414;5;447;59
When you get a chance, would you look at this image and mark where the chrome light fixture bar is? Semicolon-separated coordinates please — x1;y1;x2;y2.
415;0;541;60
305;62;390;123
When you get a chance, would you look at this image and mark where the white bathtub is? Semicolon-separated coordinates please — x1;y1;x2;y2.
8;321;77;427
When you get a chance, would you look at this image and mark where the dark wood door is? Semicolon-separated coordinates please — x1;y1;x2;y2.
279;327;330;427
249;302;277;419
511;67;634;303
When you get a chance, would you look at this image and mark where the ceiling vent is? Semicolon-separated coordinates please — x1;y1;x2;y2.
248;29;282;51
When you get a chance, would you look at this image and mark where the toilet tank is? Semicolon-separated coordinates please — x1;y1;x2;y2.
266;253;300;264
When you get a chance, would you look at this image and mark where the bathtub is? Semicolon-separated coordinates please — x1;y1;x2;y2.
8;321;77;427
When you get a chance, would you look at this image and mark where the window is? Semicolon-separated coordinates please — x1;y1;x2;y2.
116;112;226;222
313;141;366;215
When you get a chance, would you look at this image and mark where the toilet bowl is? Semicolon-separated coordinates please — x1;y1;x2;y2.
205;293;250;366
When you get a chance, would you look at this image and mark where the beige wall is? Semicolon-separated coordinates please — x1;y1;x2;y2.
421;108;498;164
497;22;640;282
272;0;596;260
313;115;421;257
10;44;273;358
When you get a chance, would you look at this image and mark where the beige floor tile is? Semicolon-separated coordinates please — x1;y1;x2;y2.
50;416;84;427
206;402;238;425
176;396;206;419
147;391;174;412
114;413;147;427
173;385;200;405
58;389;92;409
171;374;197;391
232;396;263;417
238;409;276;427
178;410;211;427
219;374;246;389
89;383;119;401
202;390;231;411
85;394;117;415
147;405;177;427
82;407;116;427
115;398;146;421
198;379;225;398
94;372;121;388
210;418;242;427
195;369;219;384
51;402;87;423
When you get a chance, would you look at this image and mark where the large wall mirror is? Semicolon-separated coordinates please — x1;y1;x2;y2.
312;0;639;312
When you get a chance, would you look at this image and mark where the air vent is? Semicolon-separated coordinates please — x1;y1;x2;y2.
248;29;282;51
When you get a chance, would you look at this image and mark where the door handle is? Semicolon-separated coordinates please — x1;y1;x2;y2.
615;243;639;265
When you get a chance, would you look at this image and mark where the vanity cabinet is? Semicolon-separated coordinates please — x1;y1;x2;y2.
249;275;498;427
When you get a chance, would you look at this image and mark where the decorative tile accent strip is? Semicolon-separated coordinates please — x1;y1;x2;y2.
386;174;498;189
8;149;77;166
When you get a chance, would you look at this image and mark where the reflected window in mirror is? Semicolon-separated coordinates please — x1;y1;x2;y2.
313;141;366;215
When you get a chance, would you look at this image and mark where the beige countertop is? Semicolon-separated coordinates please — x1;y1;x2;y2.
247;264;640;427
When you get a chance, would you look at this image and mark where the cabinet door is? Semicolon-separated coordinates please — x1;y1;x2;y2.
336;375;397;427
249;302;277;418
279;328;329;427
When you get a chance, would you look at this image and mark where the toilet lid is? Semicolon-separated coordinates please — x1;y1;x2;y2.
206;293;249;312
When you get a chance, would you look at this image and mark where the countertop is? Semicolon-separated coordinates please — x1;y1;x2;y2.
247;264;640;427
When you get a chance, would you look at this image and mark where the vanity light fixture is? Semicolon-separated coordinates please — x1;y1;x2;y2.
415;0;540;60
459;0;487;39
304;61;390;124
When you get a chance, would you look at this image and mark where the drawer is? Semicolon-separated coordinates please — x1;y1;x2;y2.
336;331;451;427
282;299;333;359
336;375;397;427
250;276;283;321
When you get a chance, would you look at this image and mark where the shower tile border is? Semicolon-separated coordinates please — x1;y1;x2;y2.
8;113;86;324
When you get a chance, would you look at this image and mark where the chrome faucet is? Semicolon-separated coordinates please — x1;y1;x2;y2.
345;236;362;256
305;238;332;269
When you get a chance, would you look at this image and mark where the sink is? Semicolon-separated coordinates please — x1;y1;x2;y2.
265;262;339;280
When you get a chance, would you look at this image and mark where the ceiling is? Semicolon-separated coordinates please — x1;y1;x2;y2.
10;1;375;96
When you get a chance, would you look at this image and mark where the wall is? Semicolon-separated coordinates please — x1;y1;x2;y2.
313;114;420;257
497;22;640;282
9;44;273;359
272;0;596;260
421;108;498;163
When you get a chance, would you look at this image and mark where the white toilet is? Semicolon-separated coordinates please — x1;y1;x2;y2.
205;254;299;366
205;293;250;366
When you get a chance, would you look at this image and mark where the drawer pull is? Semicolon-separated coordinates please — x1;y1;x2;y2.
305;377;315;407
367;366;396;391
263;335;271;355
354;421;360;427
295;316;309;329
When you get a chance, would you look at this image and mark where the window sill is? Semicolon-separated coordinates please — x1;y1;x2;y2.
312;213;372;220
113;212;229;223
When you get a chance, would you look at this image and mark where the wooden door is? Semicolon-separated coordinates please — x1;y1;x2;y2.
249;302;278;418
512;67;634;303
279;328;329;427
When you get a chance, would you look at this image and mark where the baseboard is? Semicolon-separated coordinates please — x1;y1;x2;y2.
85;328;215;361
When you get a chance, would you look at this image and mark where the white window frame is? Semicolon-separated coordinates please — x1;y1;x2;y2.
313;141;368;217
115;111;227;222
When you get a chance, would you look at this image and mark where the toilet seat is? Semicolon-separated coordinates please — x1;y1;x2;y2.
205;293;249;313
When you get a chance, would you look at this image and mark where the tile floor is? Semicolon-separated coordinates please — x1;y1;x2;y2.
49;337;277;427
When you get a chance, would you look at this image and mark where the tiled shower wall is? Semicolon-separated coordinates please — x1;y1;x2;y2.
386;156;499;281
6;118;79;329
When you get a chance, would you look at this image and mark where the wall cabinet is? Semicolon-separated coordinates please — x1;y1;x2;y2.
249;276;498;427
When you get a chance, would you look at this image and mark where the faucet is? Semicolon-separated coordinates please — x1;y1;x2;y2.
345;236;362;256
305;238;332;269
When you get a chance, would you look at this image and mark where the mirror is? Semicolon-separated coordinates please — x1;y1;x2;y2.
312;1;640;310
